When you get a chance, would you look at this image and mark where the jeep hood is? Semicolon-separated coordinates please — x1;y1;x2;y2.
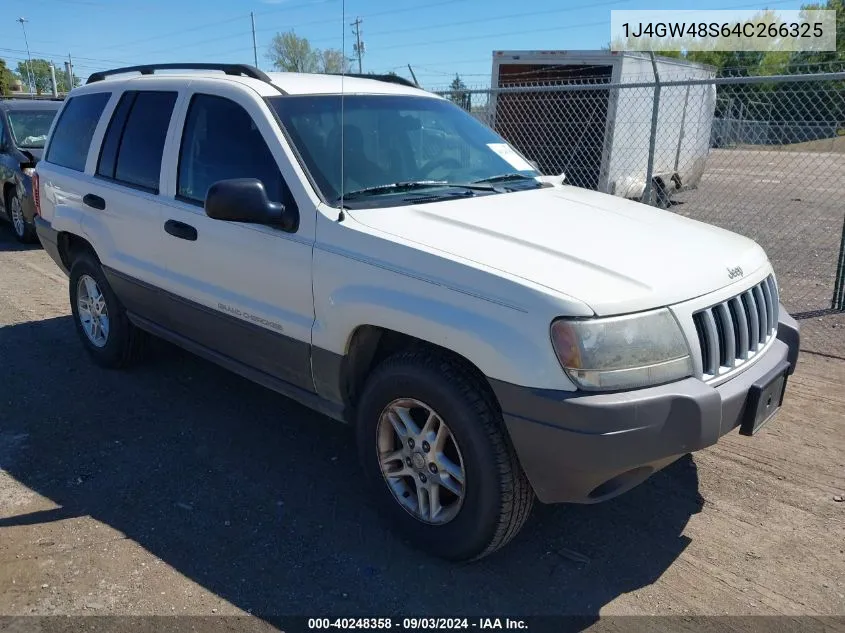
347;186;769;315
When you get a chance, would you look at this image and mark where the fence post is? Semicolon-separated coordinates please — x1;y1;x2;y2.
833;213;845;311
643;52;661;206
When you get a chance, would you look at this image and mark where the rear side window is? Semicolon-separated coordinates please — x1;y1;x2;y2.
97;90;177;193
46;92;110;171
177;94;290;206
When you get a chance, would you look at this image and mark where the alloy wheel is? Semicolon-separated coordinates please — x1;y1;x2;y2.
10;196;25;237
77;274;110;348
376;398;466;525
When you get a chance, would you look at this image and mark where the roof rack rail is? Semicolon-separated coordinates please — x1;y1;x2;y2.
328;73;421;88
86;63;273;84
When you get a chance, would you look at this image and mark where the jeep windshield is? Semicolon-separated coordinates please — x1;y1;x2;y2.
267;94;542;208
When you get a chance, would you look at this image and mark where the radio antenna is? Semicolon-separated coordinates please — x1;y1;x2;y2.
338;0;346;222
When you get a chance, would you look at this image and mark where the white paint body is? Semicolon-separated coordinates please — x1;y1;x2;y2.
37;71;774;399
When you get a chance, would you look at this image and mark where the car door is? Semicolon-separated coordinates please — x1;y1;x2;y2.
60;88;178;312
156;88;316;392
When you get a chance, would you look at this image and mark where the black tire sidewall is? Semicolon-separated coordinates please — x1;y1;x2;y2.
357;357;505;561
69;255;132;367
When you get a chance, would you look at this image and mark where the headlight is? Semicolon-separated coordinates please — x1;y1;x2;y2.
550;308;693;391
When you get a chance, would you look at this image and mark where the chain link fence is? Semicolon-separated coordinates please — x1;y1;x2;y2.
438;72;845;357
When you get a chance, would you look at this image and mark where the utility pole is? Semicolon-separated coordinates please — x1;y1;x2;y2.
350;17;364;74
17;17;35;96
250;11;258;69
67;54;74;88
49;61;58;97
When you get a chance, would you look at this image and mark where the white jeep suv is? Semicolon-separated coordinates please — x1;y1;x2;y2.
34;63;800;561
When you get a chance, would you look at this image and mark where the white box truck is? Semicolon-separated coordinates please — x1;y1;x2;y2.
489;50;717;206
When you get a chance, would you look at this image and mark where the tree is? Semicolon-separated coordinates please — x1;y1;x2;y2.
0;59;19;96
448;74;471;110
319;48;350;74
267;30;349;74
14;58;78;94
267;31;318;73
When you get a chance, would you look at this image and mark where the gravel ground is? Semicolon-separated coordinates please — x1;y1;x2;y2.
0;227;843;628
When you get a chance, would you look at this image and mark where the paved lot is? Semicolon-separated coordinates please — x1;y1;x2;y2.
674;148;845;358
0;229;844;623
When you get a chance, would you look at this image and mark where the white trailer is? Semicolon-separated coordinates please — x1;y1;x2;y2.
489;50;717;206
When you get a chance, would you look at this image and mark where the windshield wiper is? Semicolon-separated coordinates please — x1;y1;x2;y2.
336;180;497;202
472;173;539;185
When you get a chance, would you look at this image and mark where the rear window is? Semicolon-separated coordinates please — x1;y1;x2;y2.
97;91;177;192
46;92;111;171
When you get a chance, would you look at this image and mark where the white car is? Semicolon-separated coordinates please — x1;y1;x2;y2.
34;64;800;561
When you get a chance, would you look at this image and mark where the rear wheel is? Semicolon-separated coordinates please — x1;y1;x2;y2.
69;252;146;368
6;188;36;243
356;349;534;561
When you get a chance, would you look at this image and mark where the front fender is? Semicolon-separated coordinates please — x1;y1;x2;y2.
312;270;579;393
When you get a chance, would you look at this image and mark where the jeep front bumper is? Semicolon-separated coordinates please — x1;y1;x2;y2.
489;307;800;504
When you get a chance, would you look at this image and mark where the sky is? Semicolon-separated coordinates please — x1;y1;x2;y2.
1;0;808;90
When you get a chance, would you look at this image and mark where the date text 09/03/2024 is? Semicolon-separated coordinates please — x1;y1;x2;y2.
307;618;529;630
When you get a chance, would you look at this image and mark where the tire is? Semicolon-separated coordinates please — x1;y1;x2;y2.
6;188;37;244
69;252;146;369
356;349;534;561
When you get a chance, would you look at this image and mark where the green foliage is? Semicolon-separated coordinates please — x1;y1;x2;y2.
0;59;19;96
611;0;844;128
267;31;349;74
14;58;78;94
448;74;471;111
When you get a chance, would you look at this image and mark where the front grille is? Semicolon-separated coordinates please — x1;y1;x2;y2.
692;275;779;379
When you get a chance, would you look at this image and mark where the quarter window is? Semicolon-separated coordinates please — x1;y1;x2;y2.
46;92;110;171
97;91;177;192
177;94;289;206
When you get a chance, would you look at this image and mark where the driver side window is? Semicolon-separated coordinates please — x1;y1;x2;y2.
177;94;292;208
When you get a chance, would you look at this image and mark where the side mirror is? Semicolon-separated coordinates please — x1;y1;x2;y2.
205;178;299;232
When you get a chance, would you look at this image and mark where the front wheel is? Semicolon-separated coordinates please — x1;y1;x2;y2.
6;188;36;243
356;349;534;561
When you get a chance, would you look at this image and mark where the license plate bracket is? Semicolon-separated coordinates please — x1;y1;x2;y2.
740;360;791;436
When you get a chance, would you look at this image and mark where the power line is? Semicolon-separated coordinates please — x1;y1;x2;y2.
134;32;253;59
0;47;131;65
95;13;249;51
345;0;631;43
252;0;470;36
374;20;608;53
373;0;804;59
134;0;471;60
94;0;342;53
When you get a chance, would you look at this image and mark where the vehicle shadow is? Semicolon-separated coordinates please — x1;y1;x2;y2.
0;228;42;252
0;315;704;621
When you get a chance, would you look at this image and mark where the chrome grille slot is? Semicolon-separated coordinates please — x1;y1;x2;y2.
692;275;779;380
729;297;749;360
752;285;767;345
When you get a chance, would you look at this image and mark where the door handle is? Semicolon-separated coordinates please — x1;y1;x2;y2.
83;194;106;210
164;219;198;241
